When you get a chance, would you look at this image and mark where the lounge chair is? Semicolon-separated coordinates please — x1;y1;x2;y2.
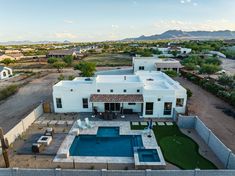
85;118;94;128
77;119;87;129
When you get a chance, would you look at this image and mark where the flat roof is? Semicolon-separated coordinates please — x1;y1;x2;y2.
96;75;140;83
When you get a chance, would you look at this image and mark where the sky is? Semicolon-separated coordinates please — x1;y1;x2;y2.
0;0;235;42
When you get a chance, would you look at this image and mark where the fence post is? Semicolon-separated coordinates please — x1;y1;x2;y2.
194;168;200;176
207;129;212;145
101;169;107;176
226;150;232;169
11;167;18;176
54;168;62;176
145;169;151;176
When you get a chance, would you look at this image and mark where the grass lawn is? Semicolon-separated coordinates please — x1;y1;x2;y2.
131;122;217;170
81;53;132;66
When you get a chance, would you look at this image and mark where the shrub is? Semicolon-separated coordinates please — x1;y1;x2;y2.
164;70;178;78
186;88;193;98
47;57;60;64
0;85;19;101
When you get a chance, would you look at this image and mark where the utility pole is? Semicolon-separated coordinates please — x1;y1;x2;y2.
0;128;10;168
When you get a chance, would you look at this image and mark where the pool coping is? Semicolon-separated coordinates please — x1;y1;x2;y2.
54;121;164;165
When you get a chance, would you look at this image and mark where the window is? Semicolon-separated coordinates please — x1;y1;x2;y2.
176;98;184;107
128;103;136;105
3;71;6;77
164;102;172;115
137;89;140;93
110;89;113;93
82;98;88;108
158;98;161;101
97;89;100;93
105;103;120;111
123;89;127;93
139;66;145;70
145;102;153;115
157;68;161;71
56;98;62;108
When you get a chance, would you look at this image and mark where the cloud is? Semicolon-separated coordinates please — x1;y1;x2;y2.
180;0;198;6
64;20;74;24
111;24;119;29
54;32;78;39
153;19;235;32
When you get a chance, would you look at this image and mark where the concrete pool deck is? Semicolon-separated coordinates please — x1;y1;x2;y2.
54;121;165;169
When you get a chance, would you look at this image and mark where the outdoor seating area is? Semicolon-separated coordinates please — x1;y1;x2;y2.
31;128;54;153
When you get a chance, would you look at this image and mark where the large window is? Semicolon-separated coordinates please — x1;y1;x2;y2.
145;102;153;115
164;102;172;115
139;66;145;70
56;98;62;108
82;98;88;108
105;103;120;111
176;98;184;107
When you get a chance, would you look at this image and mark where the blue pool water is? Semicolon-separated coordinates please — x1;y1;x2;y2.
97;127;119;137
138;149;160;162
69;127;143;157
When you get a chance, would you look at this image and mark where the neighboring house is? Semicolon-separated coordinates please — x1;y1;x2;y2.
133;57;183;73
53;71;187;118
157;47;192;55
0;66;13;80
5;49;21;54
47;49;79;58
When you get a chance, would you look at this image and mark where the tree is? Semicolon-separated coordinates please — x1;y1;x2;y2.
74;62;96;77
62;55;73;66
199;64;221;74
53;61;66;73
48;57;60;64
1;58;15;66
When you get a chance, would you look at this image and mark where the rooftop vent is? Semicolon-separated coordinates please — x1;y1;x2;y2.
85;78;92;81
146;78;154;81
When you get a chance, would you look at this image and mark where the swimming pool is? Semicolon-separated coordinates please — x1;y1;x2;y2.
69;127;143;157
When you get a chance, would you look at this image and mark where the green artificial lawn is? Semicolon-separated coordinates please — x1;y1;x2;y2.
131;122;217;170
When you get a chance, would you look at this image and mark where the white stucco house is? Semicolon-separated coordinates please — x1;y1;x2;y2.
157;47;192;55
53;71;187;118
0;66;13;80
133;57;183;73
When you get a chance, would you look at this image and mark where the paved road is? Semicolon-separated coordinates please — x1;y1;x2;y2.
220;58;235;75
175;77;235;152
0;70;78;133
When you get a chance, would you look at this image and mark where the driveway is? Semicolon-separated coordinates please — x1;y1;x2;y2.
220;58;235;75
0;70;78;133
175;77;235;152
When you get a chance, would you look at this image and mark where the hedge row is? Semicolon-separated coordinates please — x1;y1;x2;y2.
181;71;235;107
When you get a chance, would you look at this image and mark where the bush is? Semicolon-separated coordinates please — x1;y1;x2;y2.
186;88;193;98
0;85;19;101
199;64;221;74
47;57;60;64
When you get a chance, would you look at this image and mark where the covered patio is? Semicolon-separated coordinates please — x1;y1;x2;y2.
90;94;144;120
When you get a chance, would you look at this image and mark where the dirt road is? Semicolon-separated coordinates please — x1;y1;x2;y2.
0;70;78;133
175;77;235;152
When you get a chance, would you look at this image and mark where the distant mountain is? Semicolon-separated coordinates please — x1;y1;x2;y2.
123;30;235;41
0;40;71;45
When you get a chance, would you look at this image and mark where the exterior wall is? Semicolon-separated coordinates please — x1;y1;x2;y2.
177;115;235;169
0;168;235;176
53;73;187;118
133;58;157;72
2;104;43;145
